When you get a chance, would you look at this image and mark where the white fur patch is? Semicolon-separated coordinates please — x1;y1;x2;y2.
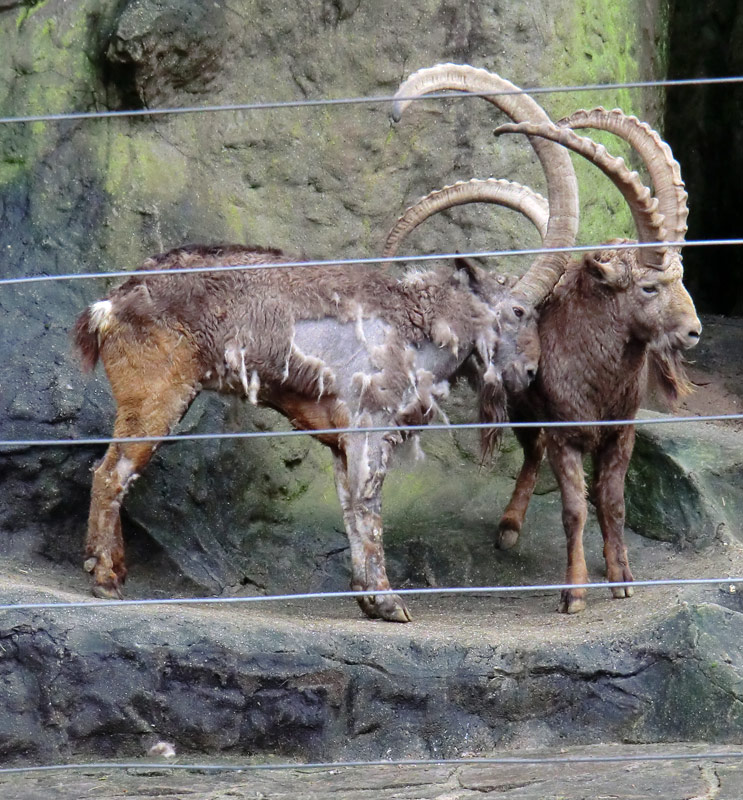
403;268;437;286
431;380;451;400
352;371;373;396
249;370;260;405
239;348;249;396
483;363;497;384
432;320;459;357
354;307;367;344
89;300;114;337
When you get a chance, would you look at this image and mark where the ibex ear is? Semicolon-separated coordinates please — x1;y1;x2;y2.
454;256;486;290
584;252;624;286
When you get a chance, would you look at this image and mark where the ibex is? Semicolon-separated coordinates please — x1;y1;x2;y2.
73;66;583;623
389;64;701;613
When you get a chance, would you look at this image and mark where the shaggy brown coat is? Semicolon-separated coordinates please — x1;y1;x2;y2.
498;243;701;612
74;244;540;622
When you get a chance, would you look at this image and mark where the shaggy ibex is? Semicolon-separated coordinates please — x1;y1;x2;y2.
75;248;543;622
74;65;581;623
389;64;701;613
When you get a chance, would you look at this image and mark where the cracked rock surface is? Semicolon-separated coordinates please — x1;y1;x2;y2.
0;744;741;799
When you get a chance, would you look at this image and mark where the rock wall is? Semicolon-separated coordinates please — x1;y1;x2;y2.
1;0;672;593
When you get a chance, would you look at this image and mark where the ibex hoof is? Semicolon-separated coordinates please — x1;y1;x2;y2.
83;557;97;573
610;567;634;599
496;525;520;550
92;583;124;601
357;593;412;623
558;589;586;614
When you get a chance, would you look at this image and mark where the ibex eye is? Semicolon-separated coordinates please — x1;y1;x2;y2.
513;306;525;318
641;285;658;296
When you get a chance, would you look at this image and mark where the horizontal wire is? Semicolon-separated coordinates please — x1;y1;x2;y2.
3;413;743;450
0;750;742;776
0;75;742;126
1;77;739;785
1;577;741;613
2;238;742;288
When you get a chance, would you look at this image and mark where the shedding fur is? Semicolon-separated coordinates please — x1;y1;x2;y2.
73;243;540;622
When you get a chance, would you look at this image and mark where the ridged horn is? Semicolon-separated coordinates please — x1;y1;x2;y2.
392;64;579;305
557;107;688;244
495;120;671;271
383;178;549;258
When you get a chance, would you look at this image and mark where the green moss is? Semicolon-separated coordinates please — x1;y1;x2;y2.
15;0;51;30
103;122;193;203
1;0;100;190
544;0;658;245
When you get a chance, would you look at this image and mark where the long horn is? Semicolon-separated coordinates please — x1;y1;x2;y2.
495;120;671;271
392;64;579;305
383;178;549;258
557;107;688;244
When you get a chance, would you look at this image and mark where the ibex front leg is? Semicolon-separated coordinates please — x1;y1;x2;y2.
593;428;635;599
547;439;589;613
335;432;411;622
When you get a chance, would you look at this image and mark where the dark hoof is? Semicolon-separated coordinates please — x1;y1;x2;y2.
357;593;412;623
496;524;520;550
558;589;586;614
91;582;123;600
85;555;126;599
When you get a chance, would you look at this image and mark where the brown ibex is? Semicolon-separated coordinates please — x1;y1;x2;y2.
74;66;580;623
389;64;702;613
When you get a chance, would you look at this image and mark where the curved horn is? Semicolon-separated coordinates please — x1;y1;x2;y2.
495;120;671;271
557;107;688;244
392;64;579;305
383;179;549;258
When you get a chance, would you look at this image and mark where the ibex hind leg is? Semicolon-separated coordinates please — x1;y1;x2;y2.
86;438;156;598
497;428;545;550
85;337;201;598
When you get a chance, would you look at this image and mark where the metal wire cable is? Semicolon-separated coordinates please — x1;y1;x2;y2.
0;577;741;614
0;750;741;776
1;238;741;288
1;72;741;787
2;413;742;451
0;75;742;126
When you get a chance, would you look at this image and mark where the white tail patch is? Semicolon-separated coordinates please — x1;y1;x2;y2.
88;300;114;338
